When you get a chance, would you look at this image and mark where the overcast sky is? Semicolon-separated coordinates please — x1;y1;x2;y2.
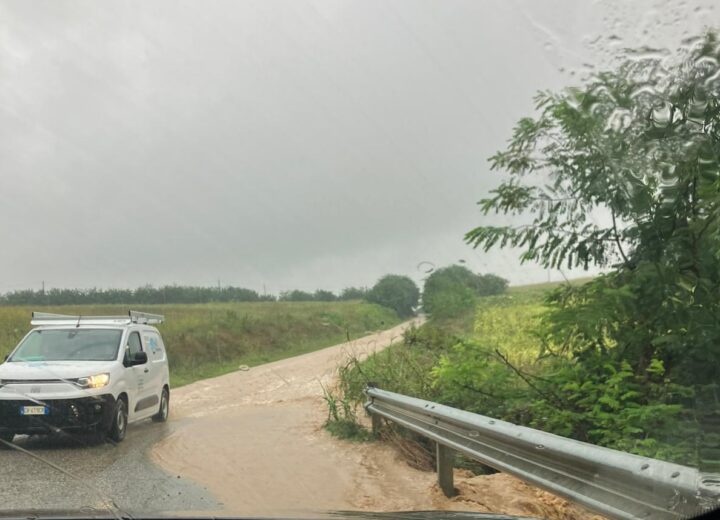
0;0;716;294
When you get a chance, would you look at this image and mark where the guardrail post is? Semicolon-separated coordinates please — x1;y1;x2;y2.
436;442;455;497
371;412;382;436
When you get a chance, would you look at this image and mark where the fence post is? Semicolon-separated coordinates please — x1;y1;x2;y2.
436;442;455;497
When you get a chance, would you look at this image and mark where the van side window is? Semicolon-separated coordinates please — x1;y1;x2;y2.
125;331;143;362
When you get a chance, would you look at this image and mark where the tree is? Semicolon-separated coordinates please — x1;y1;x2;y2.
279;290;315;302
476;273;509;295
459;33;720;464
339;286;369;300
467;33;720;384
367;275;419;318
313;289;338;301
422;265;508;318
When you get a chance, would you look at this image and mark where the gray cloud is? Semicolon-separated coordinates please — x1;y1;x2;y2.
0;0;715;292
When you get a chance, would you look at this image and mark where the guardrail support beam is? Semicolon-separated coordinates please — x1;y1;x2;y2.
436;442;455;497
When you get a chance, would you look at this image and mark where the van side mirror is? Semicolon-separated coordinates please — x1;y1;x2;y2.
131;351;148;366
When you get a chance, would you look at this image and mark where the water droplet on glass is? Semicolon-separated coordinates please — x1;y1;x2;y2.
606;108;633;132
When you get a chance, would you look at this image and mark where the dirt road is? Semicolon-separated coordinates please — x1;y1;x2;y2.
152;319;600;519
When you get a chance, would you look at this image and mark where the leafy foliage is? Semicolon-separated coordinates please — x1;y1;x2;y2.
458;33;720;466
422;265;508;318
339;286;370;300
339;323;455;405
278;290;317;301
367;274;420;318
322;384;371;442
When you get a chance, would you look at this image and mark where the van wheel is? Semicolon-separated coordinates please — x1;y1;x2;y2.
153;388;169;422
108;398;128;442
0;432;14;447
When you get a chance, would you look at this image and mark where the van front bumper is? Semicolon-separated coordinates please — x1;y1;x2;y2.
0;395;116;435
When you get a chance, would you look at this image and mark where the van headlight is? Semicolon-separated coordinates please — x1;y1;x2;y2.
75;373;110;389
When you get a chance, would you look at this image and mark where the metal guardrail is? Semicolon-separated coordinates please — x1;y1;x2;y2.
364;386;720;520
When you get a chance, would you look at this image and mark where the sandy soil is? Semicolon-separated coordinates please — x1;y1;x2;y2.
151;319;603;519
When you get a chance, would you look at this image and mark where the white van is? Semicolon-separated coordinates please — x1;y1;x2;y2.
0;311;170;444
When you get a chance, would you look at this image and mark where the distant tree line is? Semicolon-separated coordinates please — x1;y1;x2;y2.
0;269;508;317
0;285;372;306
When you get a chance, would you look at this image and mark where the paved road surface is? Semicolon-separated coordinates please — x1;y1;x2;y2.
0;417;219;515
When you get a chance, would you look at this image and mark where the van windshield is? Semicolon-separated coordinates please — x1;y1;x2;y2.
9;329;123;362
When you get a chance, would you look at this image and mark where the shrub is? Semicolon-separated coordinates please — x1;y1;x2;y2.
367;275;419;318
422;265;507;318
339;287;369;300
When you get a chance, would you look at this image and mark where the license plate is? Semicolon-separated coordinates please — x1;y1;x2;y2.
20;405;48;416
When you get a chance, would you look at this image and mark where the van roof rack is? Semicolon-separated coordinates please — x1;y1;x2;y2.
31;310;164;327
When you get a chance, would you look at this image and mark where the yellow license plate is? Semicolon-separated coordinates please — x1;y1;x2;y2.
20;405;48;416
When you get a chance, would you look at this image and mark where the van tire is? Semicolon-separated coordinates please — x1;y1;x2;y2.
108;398;128;442
153;387;169;422
0;432;14;447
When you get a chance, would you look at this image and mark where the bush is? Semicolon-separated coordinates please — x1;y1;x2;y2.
322;384;371;442
279;290;315;301
476;274;509;295
339;287;369;300
313;290;337;301
367;275;419;318
422;265;507;318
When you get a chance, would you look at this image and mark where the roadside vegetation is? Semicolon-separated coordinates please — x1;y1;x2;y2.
422;265;508;319
0;301;400;388
366;274;420;318
331;33;720;472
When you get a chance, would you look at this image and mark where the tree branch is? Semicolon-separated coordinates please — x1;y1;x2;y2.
458;383;505;401
493;349;567;408
611;208;632;268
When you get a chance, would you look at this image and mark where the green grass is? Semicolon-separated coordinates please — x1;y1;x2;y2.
0;301;401;388
507;276;594;297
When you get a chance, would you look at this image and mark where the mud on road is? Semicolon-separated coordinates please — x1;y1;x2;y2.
152;319;601;520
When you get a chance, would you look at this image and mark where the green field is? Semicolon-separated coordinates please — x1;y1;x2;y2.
0;301;401;387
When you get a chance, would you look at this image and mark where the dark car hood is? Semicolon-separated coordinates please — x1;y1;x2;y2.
0;510;539;520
